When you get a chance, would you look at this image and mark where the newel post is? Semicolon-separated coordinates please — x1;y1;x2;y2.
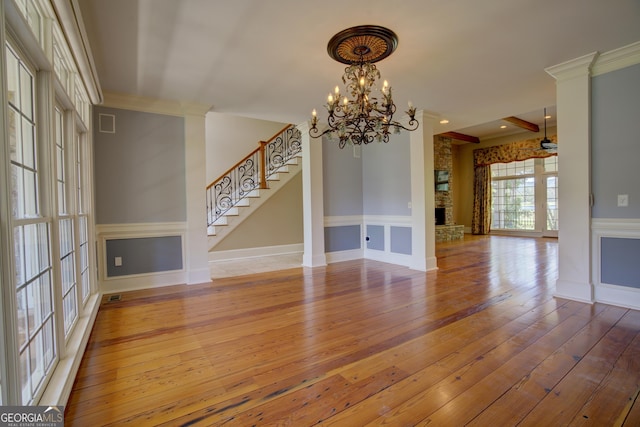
259;140;268;189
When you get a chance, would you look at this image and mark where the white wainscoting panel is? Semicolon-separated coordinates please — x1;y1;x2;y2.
96;222;188;293
592;218;640;310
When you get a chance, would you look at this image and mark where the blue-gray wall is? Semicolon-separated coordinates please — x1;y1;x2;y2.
94;106;186;224
94;106;186;278
362;133;412;216
601;237;640;288
592;63;640;218
366;225;385;251
592;62;640;290
106;236;183;277
322;139;363;216
325;225;361;252
322;132;413;255
390;226;412;255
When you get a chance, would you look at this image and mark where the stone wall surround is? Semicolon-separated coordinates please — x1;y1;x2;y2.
434;136;463;242
436;224;465;241
434;136;454;226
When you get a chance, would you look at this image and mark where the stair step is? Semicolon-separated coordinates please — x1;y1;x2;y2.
224;207;239;216
212;216;228;226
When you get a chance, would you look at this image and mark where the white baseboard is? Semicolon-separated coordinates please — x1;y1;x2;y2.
595;283;640;310
326;248;363;264
100;270;188;294
364;248;412;267
554;278;594;304
209;243;303;262
187;268;212;285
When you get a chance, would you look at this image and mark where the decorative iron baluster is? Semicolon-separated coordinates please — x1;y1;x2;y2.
265;126;302;178
207;125;301;227
208;151;260;223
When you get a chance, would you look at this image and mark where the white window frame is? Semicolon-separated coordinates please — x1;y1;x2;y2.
1;0;100;405
490;156;559;237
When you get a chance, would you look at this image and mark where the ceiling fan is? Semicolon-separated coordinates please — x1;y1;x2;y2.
539;107;557;152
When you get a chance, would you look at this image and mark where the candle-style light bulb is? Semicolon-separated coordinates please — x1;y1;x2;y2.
359;77;365;87
328;93;333;103
382;80;389;94
312;109;317;117
334;86;340;95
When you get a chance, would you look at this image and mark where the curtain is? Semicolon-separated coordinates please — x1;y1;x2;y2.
471;135;557;235
472;165;491;234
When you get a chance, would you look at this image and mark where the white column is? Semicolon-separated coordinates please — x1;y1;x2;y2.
546;52;599;303
299;123;327;267
184;108;212;284
410;111;439;271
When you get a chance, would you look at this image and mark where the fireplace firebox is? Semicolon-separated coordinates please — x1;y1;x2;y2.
435;207;446;226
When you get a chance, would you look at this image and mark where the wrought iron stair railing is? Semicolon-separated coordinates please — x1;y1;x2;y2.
206;124;302;227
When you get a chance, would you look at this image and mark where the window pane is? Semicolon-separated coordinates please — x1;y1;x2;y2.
24;224;40;280
24;169;37;217
10;164;23;218
38;223;50;273
22;121;35;169
20;348;30;404
544;156;558;172
491;178;535;230
547;176;559;231
16;287;28;348
39;271;53;320
29;333;45;395
6;48;18;105
7;108;20;162
59;218;77;334
19;65;33;120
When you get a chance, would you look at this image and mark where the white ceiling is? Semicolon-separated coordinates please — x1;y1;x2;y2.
77;0;640;141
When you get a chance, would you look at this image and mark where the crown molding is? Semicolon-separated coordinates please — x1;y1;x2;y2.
102;92;212;117
545;51;599;81
592;40;640;76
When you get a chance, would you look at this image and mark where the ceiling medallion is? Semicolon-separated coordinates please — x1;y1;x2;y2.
310;25;419;148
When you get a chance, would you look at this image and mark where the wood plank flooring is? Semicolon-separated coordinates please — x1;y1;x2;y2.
64;235;640;426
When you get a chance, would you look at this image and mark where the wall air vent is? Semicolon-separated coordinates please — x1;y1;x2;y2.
99;113;116;133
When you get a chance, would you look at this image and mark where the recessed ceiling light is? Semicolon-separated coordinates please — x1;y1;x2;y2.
440;119;449;124
500;125;507;129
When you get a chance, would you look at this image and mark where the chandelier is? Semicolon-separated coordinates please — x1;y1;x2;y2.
310;25;419;148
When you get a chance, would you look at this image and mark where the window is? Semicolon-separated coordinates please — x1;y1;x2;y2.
2;0;97;405
491;157;558;233
55;106;79;336
76;132;91;303
544;157;559;232
7;43;57;405
491;159;536;230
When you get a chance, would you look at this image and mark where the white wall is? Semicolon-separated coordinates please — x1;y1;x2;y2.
205;113;288;183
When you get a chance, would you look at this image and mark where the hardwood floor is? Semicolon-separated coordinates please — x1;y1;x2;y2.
65;235;640;426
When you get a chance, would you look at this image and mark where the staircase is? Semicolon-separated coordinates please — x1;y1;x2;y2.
206;125;302;250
